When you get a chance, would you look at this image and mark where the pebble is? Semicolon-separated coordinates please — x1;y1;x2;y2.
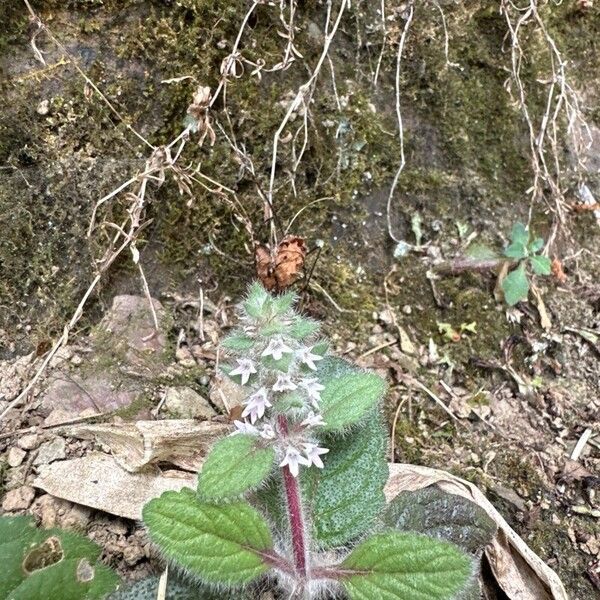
18;433;40;450
175;346;196;368
7;446;26;467
2;486;36;511
34;437;66;465
36;99;50;115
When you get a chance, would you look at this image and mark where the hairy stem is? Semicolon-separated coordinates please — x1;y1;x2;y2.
278;415;308;583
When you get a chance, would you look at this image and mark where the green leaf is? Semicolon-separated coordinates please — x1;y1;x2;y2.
319;372;386;431
509;222;529;246
383;487;497;554
11;559;118;600
258;321;287;336
221;333;256;351
198;434;275;501
503;241;527;259
244;283;270;318
504;222;530;259
528;237;544;253
261;352;294;372
0;516;119;600
271;291;296;315
108;575;244;600
143;489;274;585
303;416;389;548
340;532;473;600
529;255;551;276
289;317;320;340
501;263;530;305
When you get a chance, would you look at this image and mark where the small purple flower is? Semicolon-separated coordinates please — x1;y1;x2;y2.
303;443;329;469
273;373;297;392
297;346;324;371
300;411;326;428
299;378;325;408
259;424;276;439
279;445;310;477
261;337;294;361
241;388;272;424
232;420;258;435
229;358;257;385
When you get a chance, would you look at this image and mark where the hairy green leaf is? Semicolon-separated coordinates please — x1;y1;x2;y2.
303;416;389;548
143;489;274;585
198;434;275;501
221;333;256;351
340;532;473;600
529;254;551;276
108;575;245;600
289;317;320;340
319;372;386;431
528;237;544;253
502;263;529;305
0;515;119;600
383;487;497;554
243;283;270;318
271;291;295;315
509;222;529;246
503;242;527;259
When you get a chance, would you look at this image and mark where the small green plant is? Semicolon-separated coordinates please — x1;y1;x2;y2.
0;515;119;599
143;283;496;600
501;223;551;305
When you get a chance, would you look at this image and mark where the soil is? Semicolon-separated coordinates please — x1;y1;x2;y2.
1;1;599;599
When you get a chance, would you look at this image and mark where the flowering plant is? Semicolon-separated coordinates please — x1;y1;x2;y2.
143;284;493;599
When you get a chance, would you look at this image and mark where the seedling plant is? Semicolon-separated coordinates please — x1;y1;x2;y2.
143;283;495;600
501;223;551;305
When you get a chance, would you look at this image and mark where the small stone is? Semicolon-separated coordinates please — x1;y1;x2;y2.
164;387;216;420
36;99;50;115
34;437;66;465
70;354;83;366
7;446;26;467
122;543;145;566
175;346;196;368
18;433;40;450
2;486;36;511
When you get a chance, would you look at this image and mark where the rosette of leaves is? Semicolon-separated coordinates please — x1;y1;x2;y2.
143;283;493;599
502;223;551;305
0;515;119;600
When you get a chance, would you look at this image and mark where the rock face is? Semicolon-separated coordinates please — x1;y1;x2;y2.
38;295;169;426
34;437;67;465
163;386;216;420
2;486;36;511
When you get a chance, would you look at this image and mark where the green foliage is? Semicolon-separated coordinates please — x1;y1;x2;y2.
340;532;473;600
0;515;119;600
383;487;497;554
501;223;551;305
303;416;389;548
107;575;243;600
143;489;273;586
221;333;256;351
319;372;387;431
197;434;275;501
143;283;484;599
502;263;530;306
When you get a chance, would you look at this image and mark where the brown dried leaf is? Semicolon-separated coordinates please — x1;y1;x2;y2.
63;420;229;472
34;453;194;520
255;235;307;291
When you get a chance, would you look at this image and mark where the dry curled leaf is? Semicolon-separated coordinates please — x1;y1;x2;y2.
255;235;307;291
63;420;229;472
551;257;567;283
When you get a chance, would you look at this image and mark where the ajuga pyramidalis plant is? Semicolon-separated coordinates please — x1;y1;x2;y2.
143;283;495;600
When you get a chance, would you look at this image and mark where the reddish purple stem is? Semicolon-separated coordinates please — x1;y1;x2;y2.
278;415;307;579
